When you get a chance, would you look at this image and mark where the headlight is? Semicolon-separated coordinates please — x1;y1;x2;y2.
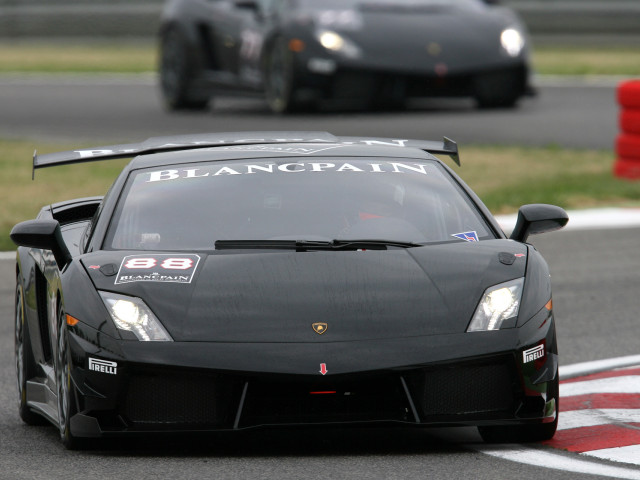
467;278;524;332
316;30;361;59
500;28;525;57
99;291;172;341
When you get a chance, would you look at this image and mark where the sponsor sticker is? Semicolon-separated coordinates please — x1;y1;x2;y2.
219;145;344;155
145;161;430;182
88;358;117;375
523;344;545;363
451;231;479;242
115;254;201;285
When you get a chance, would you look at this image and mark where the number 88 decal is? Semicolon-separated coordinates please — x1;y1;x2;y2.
124;257;194;270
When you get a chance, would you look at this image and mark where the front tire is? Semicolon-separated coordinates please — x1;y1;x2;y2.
473;70;522;109
159;27;210;111
478;376;559;443
56;306;80;449
264;37;303;113
15;281;47;425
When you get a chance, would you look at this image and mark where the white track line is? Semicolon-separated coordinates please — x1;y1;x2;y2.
561;376;640;396
586;446;640;464
478;445;640;480
558;409;640;430
560;355;640;380
496;208;640;234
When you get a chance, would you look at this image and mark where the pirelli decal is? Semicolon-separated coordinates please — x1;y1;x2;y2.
115;254;201;285
89;358;117;375
523;344;545;363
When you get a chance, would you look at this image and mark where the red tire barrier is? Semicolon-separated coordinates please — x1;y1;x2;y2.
620;109;640;135
614;157;640;180
618;80;640;109
614;80;640;179
616;134;640;159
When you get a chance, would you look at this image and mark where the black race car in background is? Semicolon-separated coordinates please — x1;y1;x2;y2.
12;132;567;449
159;0;533;112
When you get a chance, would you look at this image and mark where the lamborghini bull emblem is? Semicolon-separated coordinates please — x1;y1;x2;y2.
312;322;328;335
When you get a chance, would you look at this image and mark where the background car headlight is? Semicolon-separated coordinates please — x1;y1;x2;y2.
467;278;524;332
500;28;525;57
316;30;361;59
99;291;172;341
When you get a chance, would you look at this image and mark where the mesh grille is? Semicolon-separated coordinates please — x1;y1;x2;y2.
410;360;516;417
124;372;238;426
240;375;411;427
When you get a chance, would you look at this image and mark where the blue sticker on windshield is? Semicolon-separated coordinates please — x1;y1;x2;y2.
452;231;479;242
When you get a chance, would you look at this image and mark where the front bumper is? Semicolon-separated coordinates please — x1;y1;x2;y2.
67;308;557;437
292;53;529;103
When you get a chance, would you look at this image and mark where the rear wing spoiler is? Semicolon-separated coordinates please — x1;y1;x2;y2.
32;131;460;178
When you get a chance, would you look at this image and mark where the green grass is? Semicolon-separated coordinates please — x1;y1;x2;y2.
1;139;128;251
2;139;638;252
0;43;156;74
458;145;640;213
0;42;639;76
532;45;640;76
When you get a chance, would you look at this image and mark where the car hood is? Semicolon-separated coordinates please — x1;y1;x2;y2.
329;5;522;73
82;240;527;342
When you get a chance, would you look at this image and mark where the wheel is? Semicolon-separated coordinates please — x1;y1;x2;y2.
15;281;47;425
473;70;521;109
159;27;210;111
263;37;303;113
478;376;559;443
56;305;80;449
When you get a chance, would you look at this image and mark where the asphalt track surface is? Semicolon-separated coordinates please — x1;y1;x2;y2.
0;75;622;149
1;76;639;479
1;229;639;480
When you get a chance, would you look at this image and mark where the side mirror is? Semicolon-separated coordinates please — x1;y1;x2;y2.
10;219;72;269
510;204;569;243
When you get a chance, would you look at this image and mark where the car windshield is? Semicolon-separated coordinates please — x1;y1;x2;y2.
106;156;494;250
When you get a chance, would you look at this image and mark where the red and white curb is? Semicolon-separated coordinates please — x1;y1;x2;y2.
546;366;640;465
474;355;640;479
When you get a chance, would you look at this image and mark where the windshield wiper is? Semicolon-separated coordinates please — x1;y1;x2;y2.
214;239;423;251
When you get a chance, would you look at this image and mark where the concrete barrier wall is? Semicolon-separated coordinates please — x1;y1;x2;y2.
0;0;638;40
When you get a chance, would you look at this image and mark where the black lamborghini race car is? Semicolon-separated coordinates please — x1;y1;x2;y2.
12;132;567;449
159;0;533;112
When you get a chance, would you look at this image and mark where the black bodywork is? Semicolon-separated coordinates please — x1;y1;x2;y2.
158;0;533;112
12;132;567;448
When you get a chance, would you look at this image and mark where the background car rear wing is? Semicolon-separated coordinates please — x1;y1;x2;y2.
32;131;460;178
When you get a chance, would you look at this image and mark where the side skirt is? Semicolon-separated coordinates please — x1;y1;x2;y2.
25;364;59;426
